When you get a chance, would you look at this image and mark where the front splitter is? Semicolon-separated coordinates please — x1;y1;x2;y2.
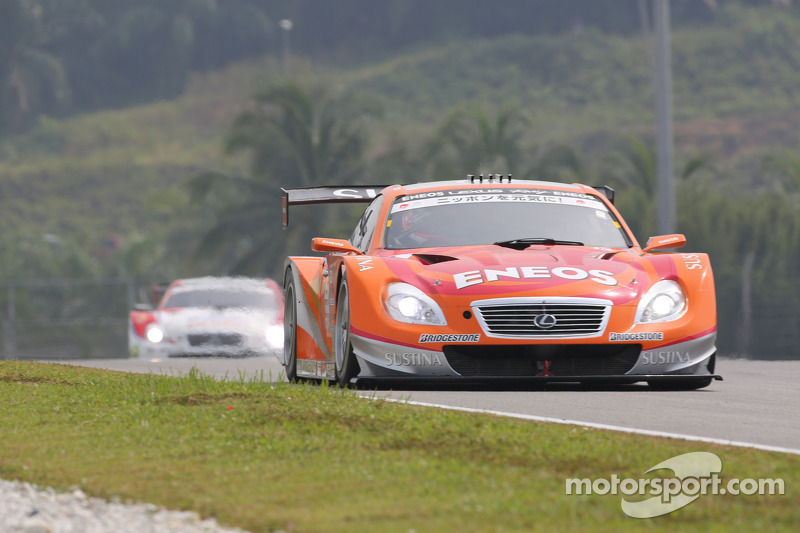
353;373;722;388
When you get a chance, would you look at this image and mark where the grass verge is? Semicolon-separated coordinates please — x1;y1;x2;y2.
0;361;796;532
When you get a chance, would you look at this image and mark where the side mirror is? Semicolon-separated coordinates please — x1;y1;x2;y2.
133;303;154;311
643;234;686;253
311;237;362;255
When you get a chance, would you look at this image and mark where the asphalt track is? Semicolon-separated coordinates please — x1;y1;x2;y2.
53;356;800;454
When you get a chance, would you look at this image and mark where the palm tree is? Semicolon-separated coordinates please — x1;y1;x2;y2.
224;80;382;185
426;104;529;179
604;135;709;197
426;104;590;184
188;80;383;275
599;135;710;240
525;144;589;182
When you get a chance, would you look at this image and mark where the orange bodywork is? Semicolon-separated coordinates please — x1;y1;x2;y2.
283;180;718;384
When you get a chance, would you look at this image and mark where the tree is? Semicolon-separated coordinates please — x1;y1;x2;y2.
79;1;272;107
761;150;800;196
426;104;528;179
0;0;71;134
188;80;383;275
425;104;590;184
603;136;710;196
598;136;709;240
524;144;589;183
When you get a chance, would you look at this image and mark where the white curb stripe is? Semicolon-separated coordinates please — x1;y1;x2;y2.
376;397;800;456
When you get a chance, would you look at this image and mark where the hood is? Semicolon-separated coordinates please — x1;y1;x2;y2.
381;245;647;304
158;307;276;333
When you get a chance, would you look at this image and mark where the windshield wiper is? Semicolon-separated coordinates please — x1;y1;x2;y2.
493;238;584;250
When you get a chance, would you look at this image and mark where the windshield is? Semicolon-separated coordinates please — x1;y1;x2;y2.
383;189;631;249
164;289;279;311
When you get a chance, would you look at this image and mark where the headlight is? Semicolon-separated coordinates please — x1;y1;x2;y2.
383;283;447;325
635;280;687;323
145;324;164;343
265;325;284;349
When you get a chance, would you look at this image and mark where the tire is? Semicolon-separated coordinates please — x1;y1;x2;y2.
283;274;299;382
648;353;715;391
334;276;360;387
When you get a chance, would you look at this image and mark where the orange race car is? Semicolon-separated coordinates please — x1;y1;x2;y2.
281;177;720;389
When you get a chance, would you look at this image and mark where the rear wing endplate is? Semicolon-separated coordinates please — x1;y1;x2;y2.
281;185;389;227
592;185;615;204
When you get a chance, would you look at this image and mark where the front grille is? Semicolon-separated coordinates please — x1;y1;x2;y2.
443;344;641;377
473;301;609;338
188;333;244;347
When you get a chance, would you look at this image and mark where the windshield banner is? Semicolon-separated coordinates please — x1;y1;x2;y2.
391;189;605;213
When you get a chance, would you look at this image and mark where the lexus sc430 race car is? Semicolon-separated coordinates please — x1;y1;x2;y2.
281;178;720;389
129;276;284;358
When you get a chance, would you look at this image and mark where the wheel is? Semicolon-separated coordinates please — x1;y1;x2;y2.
283;274;299;382
648;353;715;391
334;276;360;387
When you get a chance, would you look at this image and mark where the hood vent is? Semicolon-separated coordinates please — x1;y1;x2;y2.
598;251;621;261
412;254;459;265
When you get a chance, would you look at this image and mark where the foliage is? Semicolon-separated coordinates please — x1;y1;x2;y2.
761;150;800;195
0;0;72;133
81;0;274;108
188;79;384;276
2;6;800;356
0;0;275;135
425;104;529;178
2;1;799;135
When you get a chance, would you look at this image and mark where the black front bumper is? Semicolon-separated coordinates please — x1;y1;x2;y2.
354;373;722;388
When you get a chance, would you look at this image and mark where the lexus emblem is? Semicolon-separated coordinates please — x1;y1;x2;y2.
533;314;557;329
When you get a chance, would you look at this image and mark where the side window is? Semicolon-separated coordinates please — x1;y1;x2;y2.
350;195;383;252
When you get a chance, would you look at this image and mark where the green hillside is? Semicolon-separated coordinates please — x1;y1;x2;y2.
1;6;800;357
2;7;799;245
0;61;264;236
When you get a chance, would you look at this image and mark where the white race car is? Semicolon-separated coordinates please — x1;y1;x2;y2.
129;277;284;358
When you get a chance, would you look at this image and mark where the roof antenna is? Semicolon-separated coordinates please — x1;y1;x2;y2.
479;174;484;183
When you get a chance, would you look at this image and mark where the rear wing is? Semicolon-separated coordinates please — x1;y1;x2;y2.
281;185;389;228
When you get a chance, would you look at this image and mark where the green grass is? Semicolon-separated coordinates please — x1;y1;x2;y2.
0;362;796;532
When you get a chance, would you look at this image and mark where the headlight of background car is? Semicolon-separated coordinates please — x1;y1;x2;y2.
265;325;284;349
383;283;447;325
635;280;687;323
145;324;164;343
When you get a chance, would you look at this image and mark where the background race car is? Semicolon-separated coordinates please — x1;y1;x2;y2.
129;276;284;358
281;178;720;389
